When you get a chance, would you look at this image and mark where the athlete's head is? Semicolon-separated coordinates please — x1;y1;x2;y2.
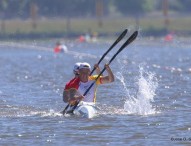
79;62;91;69
73;62;81;76
79;62;91;79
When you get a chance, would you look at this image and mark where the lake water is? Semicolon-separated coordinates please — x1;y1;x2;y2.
0;33;191;146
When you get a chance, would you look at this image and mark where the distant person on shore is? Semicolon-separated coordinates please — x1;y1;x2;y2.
77;35;86;43
77;31;98;43
63;62;114;105
91;32;98;42
54;41;68;53
164;32;175;42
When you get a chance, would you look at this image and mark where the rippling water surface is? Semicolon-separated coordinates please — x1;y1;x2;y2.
0;35;191;146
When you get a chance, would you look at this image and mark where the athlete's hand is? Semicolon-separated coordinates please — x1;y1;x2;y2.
94;64;102;75
105;64;111;70
68;95;84;105
77;95;84;101
94;64;99;69
68;98;77;105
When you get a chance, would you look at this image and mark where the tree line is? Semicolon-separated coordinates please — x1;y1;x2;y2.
0;0;190;19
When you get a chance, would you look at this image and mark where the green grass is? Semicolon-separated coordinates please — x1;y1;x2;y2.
1;16;191;37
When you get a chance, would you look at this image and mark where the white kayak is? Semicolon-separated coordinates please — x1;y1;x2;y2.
73;101;97;118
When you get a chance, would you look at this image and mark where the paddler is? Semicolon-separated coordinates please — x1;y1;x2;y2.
73;62;81;78
63;62;114;105
54;41;68;53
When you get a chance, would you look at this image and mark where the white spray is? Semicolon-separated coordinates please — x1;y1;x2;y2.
116;65;158;115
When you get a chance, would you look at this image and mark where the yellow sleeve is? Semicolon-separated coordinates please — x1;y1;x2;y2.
89;75;102;85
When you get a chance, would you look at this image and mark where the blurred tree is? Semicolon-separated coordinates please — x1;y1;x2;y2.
32;0;95;17
0;0;8;12
156;0;181;12
0;0;30;18
30;2;38;29
1;0;99;18
18;0;30;18
142;0;155;12
0;0;8;33
113;0;154;16
156;0;191;13
96;0;104;27
173;0;191;12
1;0;191;19
113;0;154;28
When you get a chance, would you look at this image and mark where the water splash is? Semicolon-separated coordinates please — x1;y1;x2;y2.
117;65;158;115
0;104;62;118
115;72;130;98
37;109;63;117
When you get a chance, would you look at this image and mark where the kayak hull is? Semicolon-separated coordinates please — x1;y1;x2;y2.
73;102;97;118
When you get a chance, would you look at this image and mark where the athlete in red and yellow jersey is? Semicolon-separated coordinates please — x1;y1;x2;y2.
63;62;114;105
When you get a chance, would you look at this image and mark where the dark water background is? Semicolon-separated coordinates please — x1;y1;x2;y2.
0;34;191;146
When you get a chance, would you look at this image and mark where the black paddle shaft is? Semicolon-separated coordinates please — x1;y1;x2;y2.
70;31;138;113
90;29;128;75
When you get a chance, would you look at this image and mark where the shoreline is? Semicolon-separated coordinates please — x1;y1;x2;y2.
1;16;191;40
0;30;191;40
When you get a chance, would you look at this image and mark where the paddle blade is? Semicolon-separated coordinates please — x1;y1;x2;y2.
114;29;128;44
121;31;138;49
127;31;138;44
108;31;138;64
90;29;128;75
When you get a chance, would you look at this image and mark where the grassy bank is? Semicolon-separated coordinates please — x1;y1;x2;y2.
0;16;191;39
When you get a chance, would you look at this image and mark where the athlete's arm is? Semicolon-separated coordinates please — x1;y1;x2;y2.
63;89;84;104
68;95;84;105
100;64;114;84
63;90;69;103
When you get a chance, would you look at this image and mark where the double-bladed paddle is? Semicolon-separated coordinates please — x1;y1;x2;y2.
68;31;138;114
